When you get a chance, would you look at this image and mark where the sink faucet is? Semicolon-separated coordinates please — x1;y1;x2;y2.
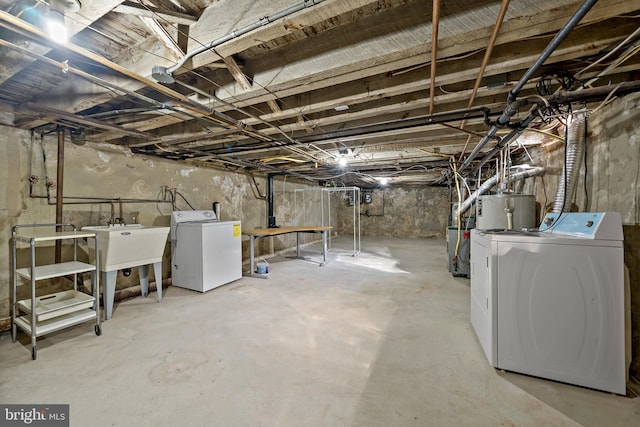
108;217;126;226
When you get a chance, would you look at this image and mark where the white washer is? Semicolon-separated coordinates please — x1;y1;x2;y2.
470;212;625;394
171;210;242;292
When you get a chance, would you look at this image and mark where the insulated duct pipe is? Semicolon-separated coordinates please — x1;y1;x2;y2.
152;0;326;83
458;0;598;173
456;166;546;217
552;112;586;212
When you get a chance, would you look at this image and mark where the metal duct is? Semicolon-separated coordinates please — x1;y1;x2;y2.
552;112;586;212
456;166;546;217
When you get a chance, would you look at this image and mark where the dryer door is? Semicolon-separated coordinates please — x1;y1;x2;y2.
496;242;625;394
470;231;497;366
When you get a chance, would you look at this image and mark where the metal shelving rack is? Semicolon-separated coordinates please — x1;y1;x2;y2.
11;223;102;360
294;187;361;257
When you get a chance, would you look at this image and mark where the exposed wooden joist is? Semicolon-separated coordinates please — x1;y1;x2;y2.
19;102;151;138
139;16;183;61
186;0;414;72
0;0;126;86
222;56;252;90
113;1;197;25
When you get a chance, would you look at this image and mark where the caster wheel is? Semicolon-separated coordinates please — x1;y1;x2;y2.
95;324;102;336
32;346;37;360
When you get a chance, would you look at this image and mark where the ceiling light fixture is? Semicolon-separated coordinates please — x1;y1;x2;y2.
378;177;389;186
334;105;349;112
337;147;350;167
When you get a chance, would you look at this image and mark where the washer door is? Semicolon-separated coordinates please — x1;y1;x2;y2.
496;242;625;394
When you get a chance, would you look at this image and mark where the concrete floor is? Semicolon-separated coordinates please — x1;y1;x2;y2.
1;237;638;426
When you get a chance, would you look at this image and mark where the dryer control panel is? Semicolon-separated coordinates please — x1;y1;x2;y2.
540;212;623;240
170;210;218;240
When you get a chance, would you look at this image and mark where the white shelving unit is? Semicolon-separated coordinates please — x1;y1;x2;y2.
294;187;361;257
11;223;102;360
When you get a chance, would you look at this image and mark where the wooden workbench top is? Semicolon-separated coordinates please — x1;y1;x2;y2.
242;226;332;236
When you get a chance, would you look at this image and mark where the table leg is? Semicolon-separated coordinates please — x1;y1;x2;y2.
250;235;255;275
296;232;300;259
92;270;100;323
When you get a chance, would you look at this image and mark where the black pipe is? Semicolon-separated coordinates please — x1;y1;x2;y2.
267;174;277;228
507;0;598;104
470;111;539;174
458;0;598;173
295;107;493;144
55;127;64;263
467;81;640;175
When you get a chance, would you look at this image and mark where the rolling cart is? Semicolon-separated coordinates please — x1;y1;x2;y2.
11;223;102;360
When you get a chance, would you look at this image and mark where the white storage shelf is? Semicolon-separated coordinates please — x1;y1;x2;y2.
16;261;96;281
15;230;98;243
17;289;95;322
11;224;102;360
15;309;97;337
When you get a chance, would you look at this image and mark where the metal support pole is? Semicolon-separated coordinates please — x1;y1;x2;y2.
55;127;64;262
267;174;277;228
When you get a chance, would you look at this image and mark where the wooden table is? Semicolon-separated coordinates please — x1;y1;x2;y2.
242;226;332;277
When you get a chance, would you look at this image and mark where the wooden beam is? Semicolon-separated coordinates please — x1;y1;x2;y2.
188;0;413;71
127;127;241;148
221;55;283;114
114;1;197;25
222;56;252;90
0;0;126;86
177;24;189;54
139;16;183;61
267;100;282;114
19;103;151;138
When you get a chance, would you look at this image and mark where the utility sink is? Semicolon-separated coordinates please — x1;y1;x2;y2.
82;224;169;271
82;224;170;320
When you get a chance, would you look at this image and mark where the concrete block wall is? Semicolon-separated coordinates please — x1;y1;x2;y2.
336;187;449;238
0;129;321;329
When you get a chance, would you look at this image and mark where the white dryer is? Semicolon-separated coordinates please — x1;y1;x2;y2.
470;212;625;394
171;210;242;292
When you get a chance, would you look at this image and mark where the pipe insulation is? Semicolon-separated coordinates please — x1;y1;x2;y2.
552;113;586;212
456;166;546;217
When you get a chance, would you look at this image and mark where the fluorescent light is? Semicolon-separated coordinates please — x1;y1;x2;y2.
334;105;349;112
47;9;68;44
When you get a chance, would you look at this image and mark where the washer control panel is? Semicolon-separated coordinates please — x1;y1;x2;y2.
540;212;623;240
